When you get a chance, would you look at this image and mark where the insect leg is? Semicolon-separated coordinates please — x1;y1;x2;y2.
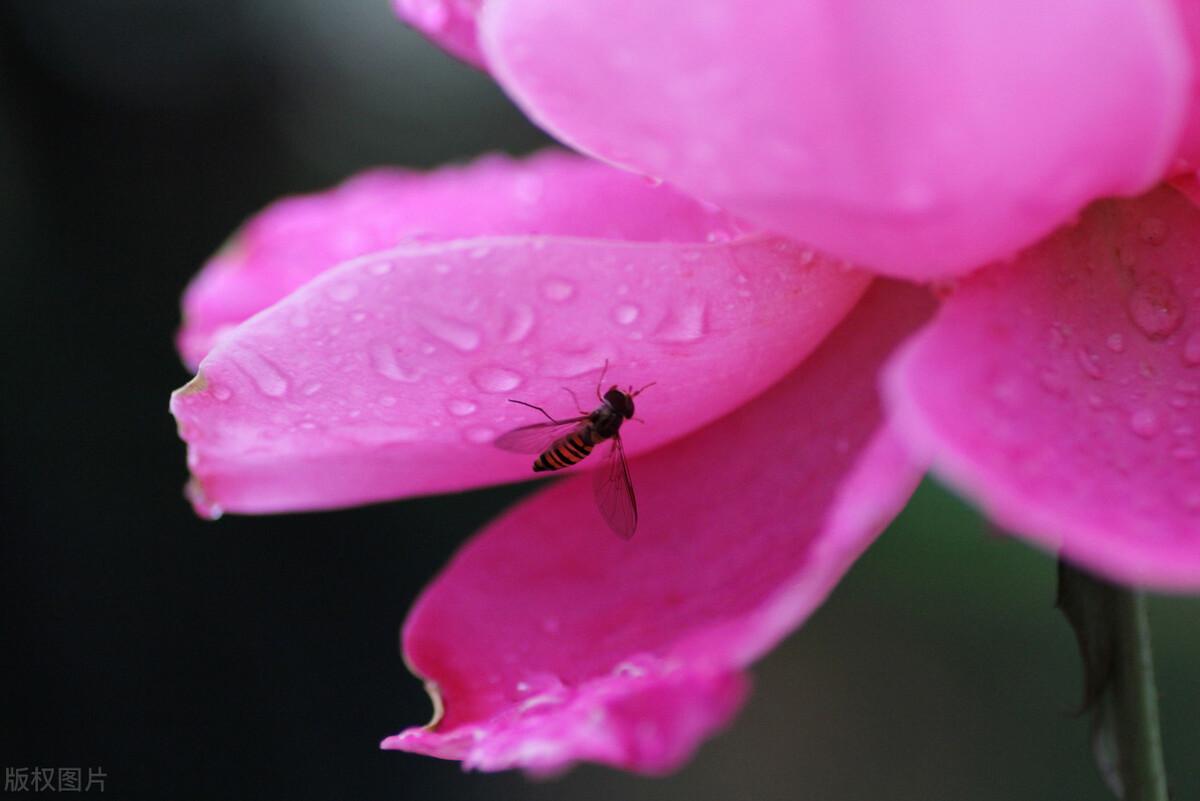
562;386;587;415
595;359;610;401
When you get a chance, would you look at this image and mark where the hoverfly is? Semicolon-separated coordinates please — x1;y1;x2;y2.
495;363;654;539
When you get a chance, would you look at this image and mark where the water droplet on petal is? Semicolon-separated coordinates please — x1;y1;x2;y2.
232;350;289;397
212;385;232;401
368;340;422;382
186;478;223;521
541;278;575;302
367;261;393;276
613;304;640;325
463;426;496;444
328;282;359;303
1139;217;1168;245
1105;333;1125;353
447;399;477;416
301;381;323;397
1038;368;1068;397
419;314;482;352
379;395;397;407
471;366;522;393
1183;331;1200;367
467;245;491;260
1130;408;1160;439
500;304;535;344
1075;345;1103;379
1172;444;1198;461
654;300;707;343
1128;274;1184;339
433;262;451;275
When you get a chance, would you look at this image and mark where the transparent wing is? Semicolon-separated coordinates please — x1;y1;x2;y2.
494;417;587;454
592;434;638;539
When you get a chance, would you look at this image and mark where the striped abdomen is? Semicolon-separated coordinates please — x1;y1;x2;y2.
533;427;599;472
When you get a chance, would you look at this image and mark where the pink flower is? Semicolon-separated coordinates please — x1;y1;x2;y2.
172;0;1200;777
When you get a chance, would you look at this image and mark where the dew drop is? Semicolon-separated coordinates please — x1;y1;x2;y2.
350;311;367;323
212;385;232;401
1128;274;1184;339
471;366;522;393
541;278;575;302
289;310;310;328
468;245;492;260
186;478;223;521
232;350;289;397
1075;345;1103;379
419;314;482;352
447;399;477;416
1172;444;1198;462
613;304;640;325
379;395;397;407
500;304;535;344
1183;331;1200;366
1139;217;1168;245
1105;333;1125;353
1130;408;1160;439
328;282;359;303
654;300;707;343
1038;368;1068;397
464;426;496;444
433;262;451;275
367;260;393;276
300;381;323;397
368;340;422;382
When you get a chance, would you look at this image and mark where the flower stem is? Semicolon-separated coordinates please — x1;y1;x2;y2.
1056;562;1168;801
1109;588;1168;801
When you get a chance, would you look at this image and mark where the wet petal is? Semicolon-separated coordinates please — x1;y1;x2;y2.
383;282;933;774
480;0;1191;278
178;150;752;368
886;185;1200;590
171;230;869;516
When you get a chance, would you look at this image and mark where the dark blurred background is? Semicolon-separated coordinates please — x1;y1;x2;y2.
0;2;1196;799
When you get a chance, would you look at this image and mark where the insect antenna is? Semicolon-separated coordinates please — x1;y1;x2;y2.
506;398;558;423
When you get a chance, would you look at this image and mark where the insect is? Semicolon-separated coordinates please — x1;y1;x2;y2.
495;364;654;539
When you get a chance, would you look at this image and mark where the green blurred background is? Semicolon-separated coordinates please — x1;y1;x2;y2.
1;1;1195;799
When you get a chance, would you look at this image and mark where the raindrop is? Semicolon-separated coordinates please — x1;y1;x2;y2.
463;426;496;444
541;278;575;302
468;245;492;260
212;385;232;401
351;311;367;323
232;350;289;397
186;478;223;521
1184;331;1200;366
654;300;707;343
613;304;640;325
471;366;522;393
367;261;393;276
1138;217;1168;245
1075;346;1103;379
419;314;482;352
1130;408;1161;439
379;395;397;407
1172;445;1198;461
368;340;422;382
289;310;310;328
1105;333;1125;353
433;262;451;275
301;381;323;397
447;399;477;416
1128;274;1184;339
1038;368;1068;397
327;283;359;303
501;304;535;343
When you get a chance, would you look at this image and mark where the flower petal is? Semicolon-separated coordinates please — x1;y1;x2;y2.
886;185;1200;590
392;0;485;68
178;151;752;368
383;281;933;774
479;0;1191;278
172;229;870;516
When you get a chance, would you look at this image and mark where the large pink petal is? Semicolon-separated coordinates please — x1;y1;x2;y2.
887;184;1200;590
178;151;752;368
171;227;870;516
383;281;933;774
478;0;1190;279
